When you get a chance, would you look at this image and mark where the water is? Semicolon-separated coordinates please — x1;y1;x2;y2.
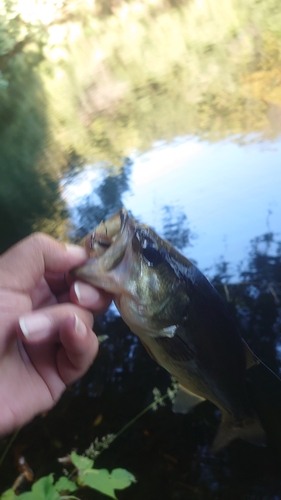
63;136;281;279
0;0;281;498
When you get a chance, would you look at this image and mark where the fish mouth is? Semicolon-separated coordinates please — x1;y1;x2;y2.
88;208;130;259
80;208;135;274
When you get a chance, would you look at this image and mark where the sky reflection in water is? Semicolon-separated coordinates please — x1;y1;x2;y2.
63;135;281;278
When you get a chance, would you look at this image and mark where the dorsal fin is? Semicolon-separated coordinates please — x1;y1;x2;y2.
242;339;260;369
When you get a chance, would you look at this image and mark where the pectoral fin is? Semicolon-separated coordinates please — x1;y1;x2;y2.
155;328;194;362
173;384;205;414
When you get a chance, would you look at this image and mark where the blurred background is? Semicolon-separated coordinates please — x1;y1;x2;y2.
0;0;281;498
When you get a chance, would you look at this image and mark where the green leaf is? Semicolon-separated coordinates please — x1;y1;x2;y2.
110;469;136;489
0;489;16;500
16;494;34;500
32;474;59;500
79;469;117;499
70;452;94;471
54;476;77;493
79;468;136;499
16;475;60;500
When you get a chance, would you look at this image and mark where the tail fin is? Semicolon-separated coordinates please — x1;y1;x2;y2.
211;414;267;453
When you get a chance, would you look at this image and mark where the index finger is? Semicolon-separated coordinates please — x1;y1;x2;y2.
0;233;87;292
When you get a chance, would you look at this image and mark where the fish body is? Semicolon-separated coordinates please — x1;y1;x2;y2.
73;208;266;451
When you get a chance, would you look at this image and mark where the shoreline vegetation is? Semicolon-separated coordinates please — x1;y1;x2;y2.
0;0;281;247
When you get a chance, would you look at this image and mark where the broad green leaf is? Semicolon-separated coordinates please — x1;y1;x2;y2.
79;468;136;499
70;452;94;471
54;476;77;493
110;469;136;489
16;474;60;500
79;469;117;499
28;475;59;500
0;489;16;500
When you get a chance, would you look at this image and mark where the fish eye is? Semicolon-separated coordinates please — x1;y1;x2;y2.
141;237;164;266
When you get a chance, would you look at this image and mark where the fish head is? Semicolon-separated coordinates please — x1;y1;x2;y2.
72;208;191;338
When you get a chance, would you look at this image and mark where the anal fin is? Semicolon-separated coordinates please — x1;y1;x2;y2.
173;384;205;414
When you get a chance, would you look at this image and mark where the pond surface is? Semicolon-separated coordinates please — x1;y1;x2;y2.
0;0;281;498
63;135;281;277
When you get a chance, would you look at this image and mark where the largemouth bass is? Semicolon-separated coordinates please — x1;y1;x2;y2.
72;208;267;451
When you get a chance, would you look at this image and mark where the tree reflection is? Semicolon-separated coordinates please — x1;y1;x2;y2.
2;0;281;255
161;205;194;250
75;158;132;238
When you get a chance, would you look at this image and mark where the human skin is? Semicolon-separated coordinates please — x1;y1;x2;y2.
0;233;112;436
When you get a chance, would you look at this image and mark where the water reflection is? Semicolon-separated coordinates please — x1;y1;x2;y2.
63;136;281;276
73;158;132;240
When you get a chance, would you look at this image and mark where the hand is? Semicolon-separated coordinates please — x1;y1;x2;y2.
0;233;112;436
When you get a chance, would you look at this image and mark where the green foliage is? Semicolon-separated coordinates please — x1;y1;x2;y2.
0;384;179;499
43;0;281;162
69;460;136;499
19;475;60;500
70;451;94;470
0;0;68;252
84;434;116;460
78;468;136;499
0;0;47;82
0;490;15;500
1;0;281;250
53;476;77;494
0;454;135;500
0;62;65;251
0;474;78;500
13;0;279;176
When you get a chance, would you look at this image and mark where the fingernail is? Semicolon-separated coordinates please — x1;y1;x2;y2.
74;282;100;308
74;282;81;302
19;313;52;340
65;244;87;260
74;314;87;338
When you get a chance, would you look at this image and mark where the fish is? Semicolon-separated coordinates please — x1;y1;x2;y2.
72;208;268;452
